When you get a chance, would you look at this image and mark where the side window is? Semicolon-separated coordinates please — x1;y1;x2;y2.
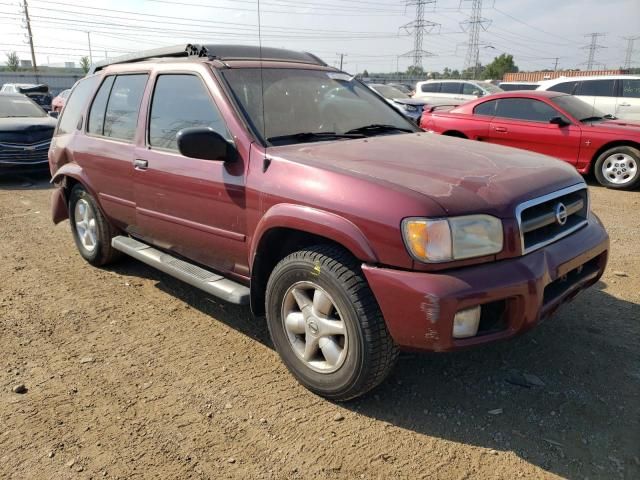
494;98;560;122
621;79;640;98
148;74;230;151
473;100;497;116
88;76;115;136
103;74;148;142
577;80;615;97
420;82;440;93
440;82;461;94
57;75;101;135
462;83;480;95
548;81;577;94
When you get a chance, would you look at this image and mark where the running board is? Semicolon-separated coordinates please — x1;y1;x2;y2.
111;236;250;305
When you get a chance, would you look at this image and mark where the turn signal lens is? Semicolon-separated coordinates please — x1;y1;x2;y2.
403;219;452;262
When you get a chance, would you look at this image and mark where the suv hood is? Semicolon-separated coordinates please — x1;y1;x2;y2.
268;133;583;218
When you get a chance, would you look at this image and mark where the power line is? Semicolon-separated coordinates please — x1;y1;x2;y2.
581;32;606;70
399;0;439;70
461;0;490;79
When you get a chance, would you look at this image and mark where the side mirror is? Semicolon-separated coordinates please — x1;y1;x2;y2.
48;111;59;119
177;127;236;162
472;90;483;97
549;116;570;127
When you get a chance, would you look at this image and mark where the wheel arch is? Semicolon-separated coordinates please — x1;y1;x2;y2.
590;140;640;173
50;164;97;224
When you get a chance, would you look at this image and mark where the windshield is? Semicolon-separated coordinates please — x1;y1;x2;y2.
221;68;417;145
0;96;46;118
550;94;605;121
478;82;503;94
371;84;409;99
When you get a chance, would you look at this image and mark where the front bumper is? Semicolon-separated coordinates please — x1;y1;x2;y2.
363;213;609;352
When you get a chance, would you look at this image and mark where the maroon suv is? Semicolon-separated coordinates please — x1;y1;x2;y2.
49;45;609;400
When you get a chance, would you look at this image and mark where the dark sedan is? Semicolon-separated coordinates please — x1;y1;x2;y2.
0;93;57;175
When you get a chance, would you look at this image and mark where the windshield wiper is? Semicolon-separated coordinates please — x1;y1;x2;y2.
345;124;415;136
267;131;364;144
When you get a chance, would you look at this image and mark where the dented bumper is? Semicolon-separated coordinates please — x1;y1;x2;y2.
362;214;609;352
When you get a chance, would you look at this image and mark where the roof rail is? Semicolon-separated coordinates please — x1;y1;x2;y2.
88;44;327;74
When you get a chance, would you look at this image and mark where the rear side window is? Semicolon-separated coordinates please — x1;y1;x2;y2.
88;76;115;136
57;75;100;135
420;82;440;93
576;80;615;97
621;79;640;98
548;81;578;94
440;82;461;94
102;74;148;141
474;100;497;116
148;74;230;151
494;98;559;122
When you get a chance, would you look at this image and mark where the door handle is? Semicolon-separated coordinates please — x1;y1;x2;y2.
619;102;631;107
134;159;148;170
493;126;508;133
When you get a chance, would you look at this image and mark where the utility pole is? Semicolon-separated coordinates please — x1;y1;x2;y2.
582;33;606;70
553;57;559;71
461;0;491;80
22;0;37;72
87;31;93;64
623;36;639;70
400;0;439;71
336;53;346;70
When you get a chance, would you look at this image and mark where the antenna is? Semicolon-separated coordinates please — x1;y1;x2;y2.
257;0;270;170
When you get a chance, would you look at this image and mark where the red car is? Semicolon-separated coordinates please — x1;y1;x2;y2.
420;90;640;190
51;89;71;113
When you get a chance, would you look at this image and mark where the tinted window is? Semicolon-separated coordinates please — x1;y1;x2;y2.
103;74;148;141
621;79;640;98
57;75;101;135
474;100;497;116
551;94;602;122
548;81;578;94
494;98;560;122
577;80;615;97
440;82;461;94
88;76;115;136
420;82;440;93
149;74;229;150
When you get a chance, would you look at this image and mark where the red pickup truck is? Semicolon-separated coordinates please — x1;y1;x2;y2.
49;45;609;400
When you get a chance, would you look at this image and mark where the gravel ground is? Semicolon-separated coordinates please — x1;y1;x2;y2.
1;173;638;480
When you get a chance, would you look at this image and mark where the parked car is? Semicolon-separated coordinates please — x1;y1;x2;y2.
369;83;428;123
388;83;413;95
537;75;640;121
52;89;71;112
0;93;57;174
413;79;503;105
420;90;640;189
49;44;609;400
0;83;53;111
498;81;539;91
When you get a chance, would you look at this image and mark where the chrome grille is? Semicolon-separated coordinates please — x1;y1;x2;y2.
516;184;589;254
0;139;51;164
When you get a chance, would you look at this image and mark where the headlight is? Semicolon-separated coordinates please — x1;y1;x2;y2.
402;215;504;262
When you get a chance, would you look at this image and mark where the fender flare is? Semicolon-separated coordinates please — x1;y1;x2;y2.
50;163;98;224
249;203;378;267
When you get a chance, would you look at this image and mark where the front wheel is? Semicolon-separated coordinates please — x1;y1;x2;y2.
265;245;398;401
593;146;640;190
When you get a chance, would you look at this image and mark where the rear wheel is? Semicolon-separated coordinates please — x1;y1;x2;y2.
265;245;398;401
594;146;640;190
69;184;121;266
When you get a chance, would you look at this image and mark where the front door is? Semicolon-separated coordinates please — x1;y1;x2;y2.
487;97;581;164
133;72;247;275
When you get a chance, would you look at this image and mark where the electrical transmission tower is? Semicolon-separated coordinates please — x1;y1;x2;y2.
400;1;440;71
582;33;606;70
623;36;639;70
460;0;491;79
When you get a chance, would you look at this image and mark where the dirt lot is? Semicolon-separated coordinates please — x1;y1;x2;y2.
0;173;638;480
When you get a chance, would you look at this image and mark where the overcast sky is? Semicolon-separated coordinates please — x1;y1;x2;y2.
0;0;638;73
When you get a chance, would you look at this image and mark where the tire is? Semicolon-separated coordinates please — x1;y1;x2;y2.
68;184;121;266
265;245;398;401
593;146;640;190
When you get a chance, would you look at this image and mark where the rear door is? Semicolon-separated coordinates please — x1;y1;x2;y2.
575;79;617;117
133;71;247;275
616;78;640;120
487;97;581;164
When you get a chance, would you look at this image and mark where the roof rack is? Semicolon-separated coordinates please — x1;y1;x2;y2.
88;44;327;74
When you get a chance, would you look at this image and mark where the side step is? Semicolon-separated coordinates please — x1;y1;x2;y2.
111;236;250;305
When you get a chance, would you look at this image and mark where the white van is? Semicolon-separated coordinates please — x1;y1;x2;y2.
536;76;640;120
414;79;503;105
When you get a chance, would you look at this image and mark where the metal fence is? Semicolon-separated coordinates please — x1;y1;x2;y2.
0;72;84;95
